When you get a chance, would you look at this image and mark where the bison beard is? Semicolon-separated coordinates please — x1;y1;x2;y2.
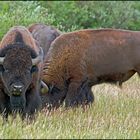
0;26;43;120
41;28;140;109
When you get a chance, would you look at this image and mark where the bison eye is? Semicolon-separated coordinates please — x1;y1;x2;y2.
31;65;38;73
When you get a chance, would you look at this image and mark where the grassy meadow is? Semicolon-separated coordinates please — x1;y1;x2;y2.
0;74;139;139
0;1;140;139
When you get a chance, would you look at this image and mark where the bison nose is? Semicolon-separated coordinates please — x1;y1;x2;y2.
11;84;23;96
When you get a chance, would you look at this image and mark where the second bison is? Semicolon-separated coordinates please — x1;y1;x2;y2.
28;23;61;58
42;28;140;108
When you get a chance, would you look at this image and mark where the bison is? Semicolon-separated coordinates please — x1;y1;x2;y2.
0;26;43;120
41;28;140;108
28;23;61;107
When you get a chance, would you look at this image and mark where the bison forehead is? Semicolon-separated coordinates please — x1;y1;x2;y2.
3;47;32;68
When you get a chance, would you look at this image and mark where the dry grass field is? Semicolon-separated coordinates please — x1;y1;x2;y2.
0;74;139;139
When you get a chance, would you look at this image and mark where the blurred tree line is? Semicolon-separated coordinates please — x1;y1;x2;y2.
0;1;140;39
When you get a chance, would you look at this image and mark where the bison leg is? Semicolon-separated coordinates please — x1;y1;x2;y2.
22;88;42;120
1;108;9;123
65;81;94;107
0;92;11;121
41;90;66;111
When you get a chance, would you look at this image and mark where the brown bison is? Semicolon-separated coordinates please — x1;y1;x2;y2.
41;28;140;108
28;23;61;107
0;26;43;119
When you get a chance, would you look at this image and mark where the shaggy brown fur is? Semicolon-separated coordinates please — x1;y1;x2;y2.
42;28;140;108
0;26;43;120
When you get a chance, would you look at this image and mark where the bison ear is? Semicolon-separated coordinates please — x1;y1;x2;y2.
31;47;44;65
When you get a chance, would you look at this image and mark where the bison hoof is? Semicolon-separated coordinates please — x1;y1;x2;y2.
65;92;94;108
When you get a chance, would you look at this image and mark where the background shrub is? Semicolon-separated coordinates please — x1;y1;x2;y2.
39;1;140;30
0;1;140;38
0;1;55;39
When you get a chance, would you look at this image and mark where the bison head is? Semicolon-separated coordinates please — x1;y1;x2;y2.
0;43;43;111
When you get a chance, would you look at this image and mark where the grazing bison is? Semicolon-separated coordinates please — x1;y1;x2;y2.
28;23;61;107
0;26;43;119
41;28;140;108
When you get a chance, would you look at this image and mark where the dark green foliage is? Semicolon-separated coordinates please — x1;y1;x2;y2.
0;1;55;39
39;1;140;31
0;1;140;39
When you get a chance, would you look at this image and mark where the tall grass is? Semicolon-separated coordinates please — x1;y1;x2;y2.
0;74;139;139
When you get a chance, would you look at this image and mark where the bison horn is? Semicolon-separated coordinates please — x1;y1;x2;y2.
0;57;5;65
41;80;49;94
32;47;44;65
